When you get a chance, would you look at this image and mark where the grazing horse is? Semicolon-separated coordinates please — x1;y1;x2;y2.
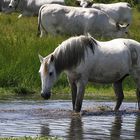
39;35;140;112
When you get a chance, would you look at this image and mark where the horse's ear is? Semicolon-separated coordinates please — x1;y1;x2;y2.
50;54;55;62
38;54;43;63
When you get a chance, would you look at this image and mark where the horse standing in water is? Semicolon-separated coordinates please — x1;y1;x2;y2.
39;35;140;112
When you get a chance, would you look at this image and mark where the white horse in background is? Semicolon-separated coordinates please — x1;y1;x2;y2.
37;4;129;38
77;1;132;25
39;35;140;112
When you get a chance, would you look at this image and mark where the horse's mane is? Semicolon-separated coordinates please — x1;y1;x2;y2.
53;35;97;74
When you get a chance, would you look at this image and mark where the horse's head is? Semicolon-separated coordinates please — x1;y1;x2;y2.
39;54;57;99
76;0;93;8
9;0;19;9
116;23;129;37
106;22;129;38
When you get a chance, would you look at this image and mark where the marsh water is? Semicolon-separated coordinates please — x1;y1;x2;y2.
0;100;140;139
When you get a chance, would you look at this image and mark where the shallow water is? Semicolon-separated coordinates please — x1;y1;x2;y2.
0;100;140;139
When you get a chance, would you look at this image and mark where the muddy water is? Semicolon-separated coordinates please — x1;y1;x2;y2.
0;100;140;139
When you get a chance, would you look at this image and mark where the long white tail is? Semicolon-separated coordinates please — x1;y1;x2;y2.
37;4;47;37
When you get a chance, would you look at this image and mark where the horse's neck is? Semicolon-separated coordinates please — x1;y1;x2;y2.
54;51;66;74
54;48;77;74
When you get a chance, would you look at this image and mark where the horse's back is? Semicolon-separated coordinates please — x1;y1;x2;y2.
97;39;128;53
86;38;140;83
98;38;140;52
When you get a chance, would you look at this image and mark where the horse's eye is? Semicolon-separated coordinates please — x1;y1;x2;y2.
49;72;53;76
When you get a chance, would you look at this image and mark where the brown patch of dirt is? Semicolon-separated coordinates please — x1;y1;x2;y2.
1;107;140;119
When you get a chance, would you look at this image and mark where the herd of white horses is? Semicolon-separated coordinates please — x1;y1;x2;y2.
1;0;140;112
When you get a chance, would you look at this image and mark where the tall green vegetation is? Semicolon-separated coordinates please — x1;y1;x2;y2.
0;2;140;97
0;14;68;91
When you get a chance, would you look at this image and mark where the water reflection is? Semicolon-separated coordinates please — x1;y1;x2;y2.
67;117;83;140
40;124;50;137
1;100;140;139
110;115;122;140
135;115;140;139
40;115;140;140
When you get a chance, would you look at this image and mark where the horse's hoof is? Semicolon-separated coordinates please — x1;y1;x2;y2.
72;111;81;117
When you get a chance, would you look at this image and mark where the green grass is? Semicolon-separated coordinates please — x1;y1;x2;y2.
0;13;67;88
0;6;140;101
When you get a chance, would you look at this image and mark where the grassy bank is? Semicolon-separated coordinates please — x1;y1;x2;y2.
0;6;140;101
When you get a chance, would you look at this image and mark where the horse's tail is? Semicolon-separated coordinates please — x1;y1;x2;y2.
37;4;47;37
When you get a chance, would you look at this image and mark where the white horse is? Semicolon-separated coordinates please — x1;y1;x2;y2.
39;35;140;112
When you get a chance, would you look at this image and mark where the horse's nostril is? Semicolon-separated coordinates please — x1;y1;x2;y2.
125;31;128;35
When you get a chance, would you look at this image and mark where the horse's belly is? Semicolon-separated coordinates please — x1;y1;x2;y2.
87;56;130;83
88;71;126;83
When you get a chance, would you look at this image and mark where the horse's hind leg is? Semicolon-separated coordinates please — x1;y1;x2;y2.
136;88;140;110
113;80;124;111
131;70;140;110
113;75;129;111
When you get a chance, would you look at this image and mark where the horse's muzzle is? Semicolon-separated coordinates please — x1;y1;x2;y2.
9;5;13;8
41;92;51;99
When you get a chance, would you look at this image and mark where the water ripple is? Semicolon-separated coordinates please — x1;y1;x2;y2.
0;100;140;139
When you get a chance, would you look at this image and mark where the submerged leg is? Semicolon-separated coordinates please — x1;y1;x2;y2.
136;88;140;110
113;81;124;111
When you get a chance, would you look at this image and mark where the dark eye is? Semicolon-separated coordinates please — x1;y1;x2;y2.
49;72;53;76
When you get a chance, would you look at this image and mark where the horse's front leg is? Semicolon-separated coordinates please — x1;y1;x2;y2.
67;77;77;111
75;81;86;112
71;83;77;111
113;80;124;111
